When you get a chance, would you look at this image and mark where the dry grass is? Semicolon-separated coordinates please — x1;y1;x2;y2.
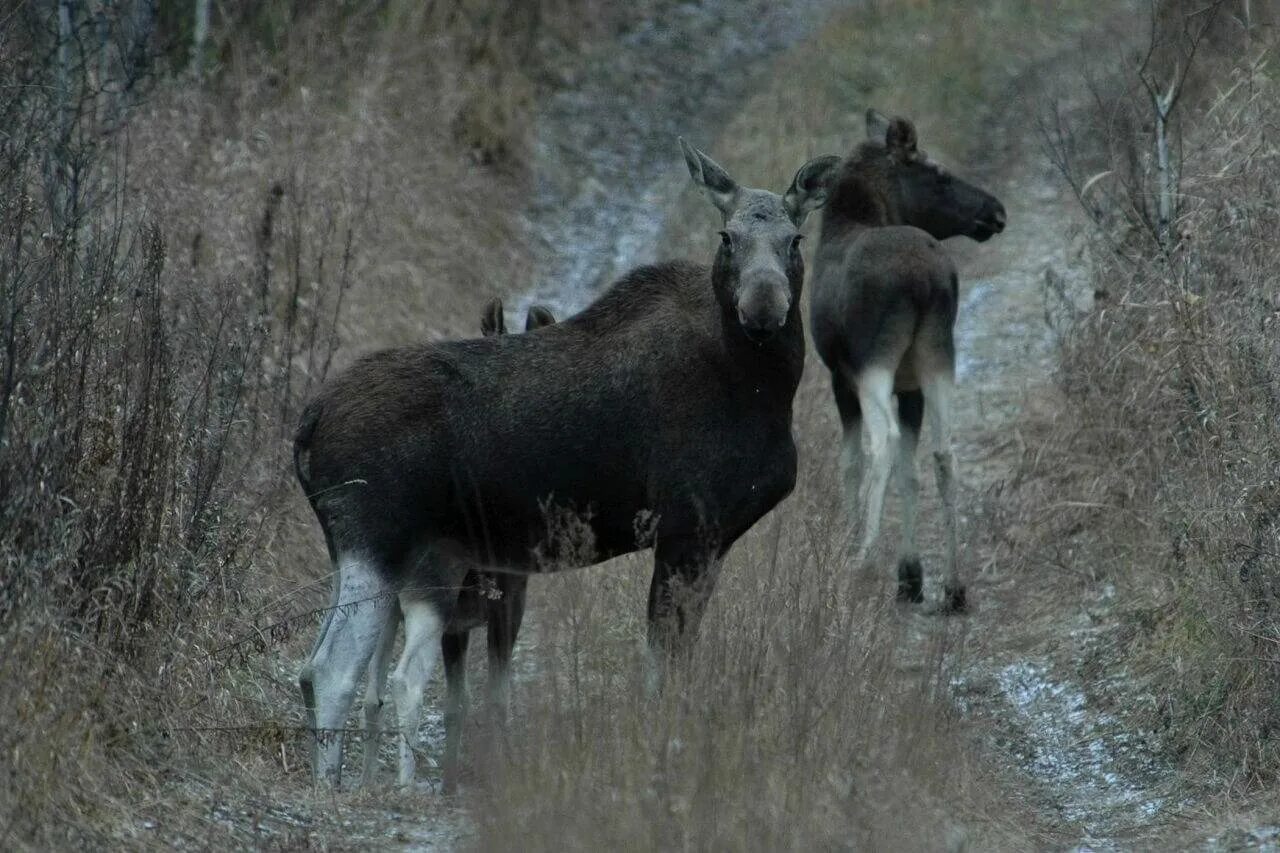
473;517;991;851
998;0;1280;792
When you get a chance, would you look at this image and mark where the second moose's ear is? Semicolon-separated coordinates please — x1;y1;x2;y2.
524;304;556;331
481;297;506;337
783;155;841;226
679;137;741;222
866;109;918;161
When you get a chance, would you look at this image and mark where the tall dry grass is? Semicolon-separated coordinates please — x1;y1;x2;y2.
1004;0;1280;789
473;516;988;851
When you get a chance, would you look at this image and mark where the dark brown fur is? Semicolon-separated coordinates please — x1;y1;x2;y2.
294;146;838;788
810;111;1005;610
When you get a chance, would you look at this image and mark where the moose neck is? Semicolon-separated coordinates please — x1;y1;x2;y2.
818;165;898;243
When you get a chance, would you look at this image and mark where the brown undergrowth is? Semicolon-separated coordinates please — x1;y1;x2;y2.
997;0;1280;794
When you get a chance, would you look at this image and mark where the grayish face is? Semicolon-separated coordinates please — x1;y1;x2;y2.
680;139;840;342
720;189;805;341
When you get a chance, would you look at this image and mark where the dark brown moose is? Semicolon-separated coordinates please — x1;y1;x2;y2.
294;141;839;788
810;109;1006;612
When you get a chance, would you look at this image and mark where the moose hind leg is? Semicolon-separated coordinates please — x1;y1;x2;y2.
852;367;899;567
922;370;964;612
895;390;925;603
361;604;400;787
389;594;448;787
831;369;865;524
441;629;470;795
300;553;394;788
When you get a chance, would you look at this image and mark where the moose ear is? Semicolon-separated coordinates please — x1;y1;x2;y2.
679;137;740;221
885;117;918;160
524;304;556;331
783;155;841;226
480;297;506;337
865;108;892;143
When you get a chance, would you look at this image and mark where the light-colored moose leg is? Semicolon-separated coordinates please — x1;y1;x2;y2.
852;366;899;566
298;554;394;788
361;605;400;787
922;369;963;612
834;387;865;525
389;595;447;787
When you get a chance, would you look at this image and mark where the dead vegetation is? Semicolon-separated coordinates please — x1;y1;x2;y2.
1007;0;1280;790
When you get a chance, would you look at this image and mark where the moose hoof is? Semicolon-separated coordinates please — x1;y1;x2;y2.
942;583;967;614
896;558;924;604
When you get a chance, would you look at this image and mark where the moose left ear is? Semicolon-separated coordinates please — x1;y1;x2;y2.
783;154;841;226
679;137;741;221
885;117;918;160
481;297;506;337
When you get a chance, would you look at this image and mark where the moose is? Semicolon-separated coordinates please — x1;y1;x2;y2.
293;141;840;788
810;109;1006;612
354;299;557;791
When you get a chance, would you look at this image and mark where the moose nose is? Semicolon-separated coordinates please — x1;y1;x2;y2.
739;309;781;343
736;272;790;342
973;200;1007;241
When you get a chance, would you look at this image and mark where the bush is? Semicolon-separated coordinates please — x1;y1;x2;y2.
1017;0;1280;786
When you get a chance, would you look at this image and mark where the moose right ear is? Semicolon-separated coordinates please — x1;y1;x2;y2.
866;109;892;143
481;297;506;337
783;154;841;226
679;137;740;221
524;304;556;331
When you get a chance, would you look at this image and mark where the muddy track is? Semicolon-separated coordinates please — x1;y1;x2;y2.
939;49;1198;851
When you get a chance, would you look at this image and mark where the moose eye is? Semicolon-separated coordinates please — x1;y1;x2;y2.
719;231;733;251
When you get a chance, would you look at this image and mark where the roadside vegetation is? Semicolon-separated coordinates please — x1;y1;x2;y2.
1009;0;1280;795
